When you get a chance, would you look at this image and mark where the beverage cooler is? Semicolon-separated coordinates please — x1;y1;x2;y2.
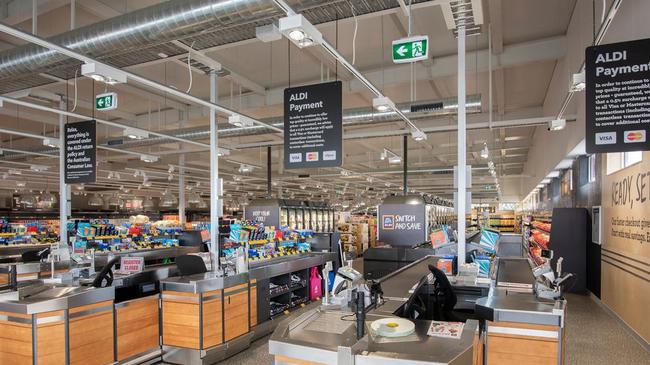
244;199;334;232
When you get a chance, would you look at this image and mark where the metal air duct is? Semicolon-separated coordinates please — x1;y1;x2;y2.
0;0;276;79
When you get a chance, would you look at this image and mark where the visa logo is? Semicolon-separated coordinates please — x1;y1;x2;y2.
595;132;616;145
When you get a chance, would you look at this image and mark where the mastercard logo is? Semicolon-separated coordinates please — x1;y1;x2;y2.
624;130;646;143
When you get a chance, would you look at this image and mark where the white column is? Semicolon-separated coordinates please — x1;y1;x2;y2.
209;70;220;270
59;98;68;249
457;26;467;264
178;117;186;225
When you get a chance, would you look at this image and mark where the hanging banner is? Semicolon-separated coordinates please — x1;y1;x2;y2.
284;81;342;169
65;120;96;184
377;203;427;246
586;38;650;153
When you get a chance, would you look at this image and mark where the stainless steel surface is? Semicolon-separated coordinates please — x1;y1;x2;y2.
0;243;53;259
378;256;439;301
496;257;535;288
249;252;336;280
160;271;248;293
162;332;254;365
475;292;566;326
270;308;477;365
358;317;477;365
93;246;200;267
0;283;114;314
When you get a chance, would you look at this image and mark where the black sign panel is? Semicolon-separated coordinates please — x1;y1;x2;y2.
244;206;280;227
377;203;426;247
284;81;342;169
586;38;650;153
64;120;96;184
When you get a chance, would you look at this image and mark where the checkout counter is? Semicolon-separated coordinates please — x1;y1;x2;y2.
0;243;337;365
270;245;569;365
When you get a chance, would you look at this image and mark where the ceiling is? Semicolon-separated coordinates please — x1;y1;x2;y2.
0;0;577;211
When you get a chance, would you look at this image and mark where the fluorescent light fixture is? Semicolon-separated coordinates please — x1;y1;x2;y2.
16;181;26;187
388;156;402;164
140;154;159;163
81;62;127;85
278;14;322;48
30;165;48;172
547;170;561;178
255;24;283;43
123;127;149;140
480;144;489;159
228;114;255;128
548;118;566;131
373;96;396;112
570;71;586;92
157;52;169;58
238;164;254;173
217;147;230;157
8;169;21;175
42;138;60;148
411;128;427;141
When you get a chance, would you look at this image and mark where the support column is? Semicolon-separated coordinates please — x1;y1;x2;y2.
209;71;220;270
59;98;67;249
457;26;467;264
403;135;408;196
267;146;272;198
179;153;186;225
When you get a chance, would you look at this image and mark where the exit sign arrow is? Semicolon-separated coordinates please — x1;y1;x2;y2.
392;35;429;64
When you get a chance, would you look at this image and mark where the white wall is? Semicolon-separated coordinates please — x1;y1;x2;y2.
520;0;650;199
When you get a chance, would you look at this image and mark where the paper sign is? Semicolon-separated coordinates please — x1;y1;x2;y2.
120;257;144;273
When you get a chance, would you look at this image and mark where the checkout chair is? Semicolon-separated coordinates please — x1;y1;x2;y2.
428;264;476;322
176;254;207;276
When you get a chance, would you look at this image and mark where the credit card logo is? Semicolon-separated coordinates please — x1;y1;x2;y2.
595;132;616;145
624;130;646;143
323;150;337;161
289;153;302;163
306;152;319;162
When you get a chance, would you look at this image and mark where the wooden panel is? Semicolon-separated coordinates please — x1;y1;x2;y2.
488;321;559;332
202;295;223;348
0;319;32;365
487;335;558;357
224;291;249;342
69;301;115;365
117;297;160;361
472;332;483;365
250;284;257;327
37;310;65;365
486;352;557;365
224;283;248;295
162;298;200;349
274;355;325;365
600;151;650;344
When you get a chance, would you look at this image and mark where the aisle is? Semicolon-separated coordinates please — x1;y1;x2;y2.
565;293;649;364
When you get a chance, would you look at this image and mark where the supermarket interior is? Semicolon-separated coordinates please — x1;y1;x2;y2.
0;0;649;364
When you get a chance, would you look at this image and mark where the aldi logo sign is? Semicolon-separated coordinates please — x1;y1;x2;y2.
382;215;395;230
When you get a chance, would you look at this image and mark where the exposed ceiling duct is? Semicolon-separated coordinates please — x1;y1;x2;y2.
0;0;434;93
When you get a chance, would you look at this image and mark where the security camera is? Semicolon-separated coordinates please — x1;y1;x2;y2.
548;118;566;131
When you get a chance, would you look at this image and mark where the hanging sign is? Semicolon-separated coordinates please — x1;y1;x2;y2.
284;81;342;169
377;203;427;246
64;120;96;184
586;38;650;153
95;92;118;111
392;35;429;63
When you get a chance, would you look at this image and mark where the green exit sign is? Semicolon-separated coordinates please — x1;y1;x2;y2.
392;35;429;64
96;92;118;111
